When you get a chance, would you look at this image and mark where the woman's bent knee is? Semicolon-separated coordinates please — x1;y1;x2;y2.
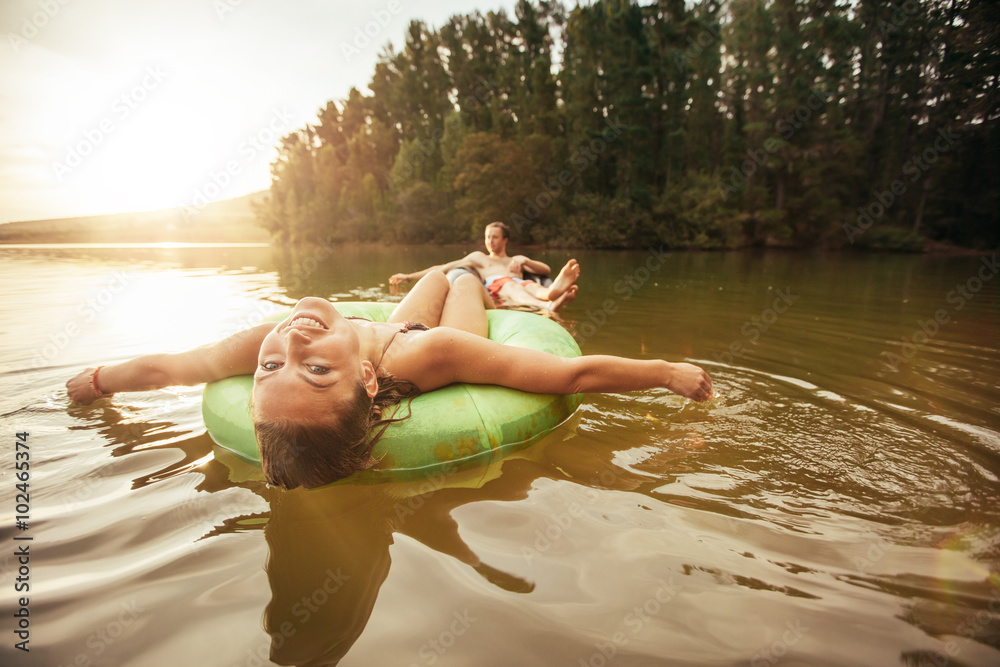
418;270;449;289
452;272;483;291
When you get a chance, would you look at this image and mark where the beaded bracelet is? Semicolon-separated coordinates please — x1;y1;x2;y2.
90;366;113;399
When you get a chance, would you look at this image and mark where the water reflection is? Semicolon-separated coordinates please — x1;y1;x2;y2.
261;464;538;666
5;245;999;665
262;484;391;666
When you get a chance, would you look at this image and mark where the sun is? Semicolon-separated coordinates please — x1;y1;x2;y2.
50;55;277;217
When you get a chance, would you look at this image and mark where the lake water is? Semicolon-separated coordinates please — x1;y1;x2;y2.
1;243;998;666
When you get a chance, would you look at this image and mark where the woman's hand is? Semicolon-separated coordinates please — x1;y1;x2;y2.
66;368;102;405
665;363;714;402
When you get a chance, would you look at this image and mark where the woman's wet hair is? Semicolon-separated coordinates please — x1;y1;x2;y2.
254;372;419;489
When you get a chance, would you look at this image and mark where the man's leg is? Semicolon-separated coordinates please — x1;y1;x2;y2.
521;259;580;301
498;281;578;312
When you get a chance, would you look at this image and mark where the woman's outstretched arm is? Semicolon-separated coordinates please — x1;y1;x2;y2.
408;329;714;401
66;322;275;405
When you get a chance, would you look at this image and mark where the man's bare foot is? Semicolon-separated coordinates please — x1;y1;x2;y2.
545;259;580;300
546;284;578;312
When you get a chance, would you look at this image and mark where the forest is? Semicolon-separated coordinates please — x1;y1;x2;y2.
253;0;999;251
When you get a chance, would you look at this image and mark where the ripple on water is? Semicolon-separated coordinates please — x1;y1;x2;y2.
542;361;1000;593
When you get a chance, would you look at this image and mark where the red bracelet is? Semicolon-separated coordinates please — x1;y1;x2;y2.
90;366;113;399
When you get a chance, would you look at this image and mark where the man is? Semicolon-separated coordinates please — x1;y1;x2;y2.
389;222;580;311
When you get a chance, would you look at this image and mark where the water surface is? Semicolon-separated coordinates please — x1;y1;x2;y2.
1;244;998;666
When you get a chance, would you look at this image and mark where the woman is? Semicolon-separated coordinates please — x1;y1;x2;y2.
67;271;713;489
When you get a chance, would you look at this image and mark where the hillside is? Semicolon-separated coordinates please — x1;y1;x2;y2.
0;192;272;244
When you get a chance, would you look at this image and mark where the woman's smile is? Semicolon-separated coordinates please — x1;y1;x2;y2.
285;315;327;331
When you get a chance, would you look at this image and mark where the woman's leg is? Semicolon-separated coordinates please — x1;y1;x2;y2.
439;273;490;337
387;270;450;328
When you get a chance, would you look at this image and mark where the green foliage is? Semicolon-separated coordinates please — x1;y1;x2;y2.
546;193;635;248
854;226;927;253
256;0;998;251
653;172;746;249
392;181;454;243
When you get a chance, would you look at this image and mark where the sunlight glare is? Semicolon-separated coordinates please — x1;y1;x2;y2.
84;101;219;213
102;272;242;354
48;52;281;217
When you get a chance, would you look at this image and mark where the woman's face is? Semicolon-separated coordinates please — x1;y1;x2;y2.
252;298;373;420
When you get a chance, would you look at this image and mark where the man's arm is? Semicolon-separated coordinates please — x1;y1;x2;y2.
408;329;713;401
389;252;485;285
66;322;275;405
508;255;551;277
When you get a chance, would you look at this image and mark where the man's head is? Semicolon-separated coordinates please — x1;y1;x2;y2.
484;222;510;256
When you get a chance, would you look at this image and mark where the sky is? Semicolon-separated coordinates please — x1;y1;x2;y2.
0;0;519;224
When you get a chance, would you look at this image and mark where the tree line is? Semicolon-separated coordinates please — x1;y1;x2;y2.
254;0;999;251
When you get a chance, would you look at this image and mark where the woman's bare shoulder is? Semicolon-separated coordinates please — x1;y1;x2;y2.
384;327;489;391
390;325;582;394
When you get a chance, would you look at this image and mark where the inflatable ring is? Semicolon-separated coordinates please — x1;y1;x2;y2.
202;302;583;483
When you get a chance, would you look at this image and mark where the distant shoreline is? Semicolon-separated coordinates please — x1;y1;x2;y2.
0;192;270;246
2;237;990;256
0;242;271;249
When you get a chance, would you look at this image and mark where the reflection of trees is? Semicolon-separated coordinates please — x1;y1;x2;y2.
261;464;537;666
269;244;420;303
270;244;342;299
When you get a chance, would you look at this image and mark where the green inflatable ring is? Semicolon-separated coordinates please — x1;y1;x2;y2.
202;302;583;483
